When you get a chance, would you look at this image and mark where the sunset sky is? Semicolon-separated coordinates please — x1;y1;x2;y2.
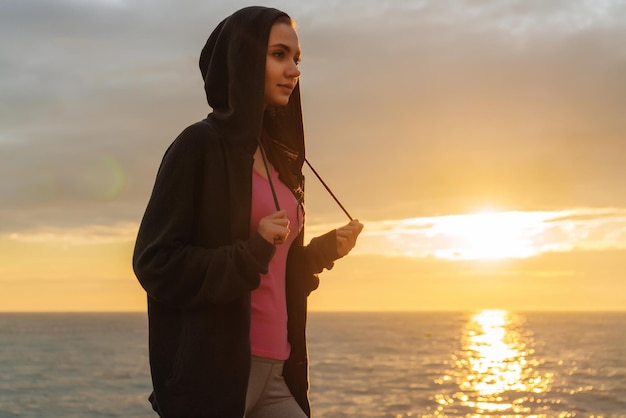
1;0;625;312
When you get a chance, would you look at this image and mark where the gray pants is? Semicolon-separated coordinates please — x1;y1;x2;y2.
245;356;308;418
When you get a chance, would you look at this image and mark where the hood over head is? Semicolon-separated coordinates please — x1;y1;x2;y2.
199;6;305;191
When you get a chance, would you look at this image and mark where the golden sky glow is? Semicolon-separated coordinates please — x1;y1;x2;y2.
1;0;625;311
1;207;625;311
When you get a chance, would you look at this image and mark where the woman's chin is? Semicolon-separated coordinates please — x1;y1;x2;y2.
267;96;291;107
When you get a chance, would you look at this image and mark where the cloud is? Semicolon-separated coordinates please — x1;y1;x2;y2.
2;0;626;236
7;222;138;245
6;206;626;263
305;207;626;260
4;0;625;313
295;0;626;216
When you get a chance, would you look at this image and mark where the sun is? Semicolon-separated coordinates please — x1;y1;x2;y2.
320;208;576;261
430;210;545;260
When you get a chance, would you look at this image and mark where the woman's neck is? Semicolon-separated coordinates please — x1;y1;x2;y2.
253;146;272;180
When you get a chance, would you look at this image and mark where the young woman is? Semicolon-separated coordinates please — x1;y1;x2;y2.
133;6;363;418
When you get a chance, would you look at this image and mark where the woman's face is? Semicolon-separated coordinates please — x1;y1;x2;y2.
264;21;301;108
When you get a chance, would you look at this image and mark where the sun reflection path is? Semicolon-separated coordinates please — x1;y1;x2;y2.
432;310;555;416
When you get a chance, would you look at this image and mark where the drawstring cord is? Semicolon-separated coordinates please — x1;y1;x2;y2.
256;140;353;221
304;158;353;221
257;139;281;211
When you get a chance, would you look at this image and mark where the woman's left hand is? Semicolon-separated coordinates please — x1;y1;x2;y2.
336;220;364;257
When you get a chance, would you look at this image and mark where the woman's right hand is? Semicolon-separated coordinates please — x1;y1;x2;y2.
258;210;290;245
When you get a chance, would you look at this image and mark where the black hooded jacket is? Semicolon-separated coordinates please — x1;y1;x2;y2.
133;6;339;418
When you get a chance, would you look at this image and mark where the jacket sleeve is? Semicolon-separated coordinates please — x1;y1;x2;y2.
132;126;274;310
302;229;339;274
288;229;339;296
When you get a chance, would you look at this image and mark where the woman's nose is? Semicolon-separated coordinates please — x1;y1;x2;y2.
288;62;300;78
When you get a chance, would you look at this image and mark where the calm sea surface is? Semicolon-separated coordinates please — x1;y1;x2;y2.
0;311;624;418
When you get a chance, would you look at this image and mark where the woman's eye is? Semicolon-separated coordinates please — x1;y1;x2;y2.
273;50;285;58
294;57;301;66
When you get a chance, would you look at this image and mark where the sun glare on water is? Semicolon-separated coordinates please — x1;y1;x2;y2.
433;310;555;415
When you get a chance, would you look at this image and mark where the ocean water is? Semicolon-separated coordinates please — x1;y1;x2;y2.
1;311;624;418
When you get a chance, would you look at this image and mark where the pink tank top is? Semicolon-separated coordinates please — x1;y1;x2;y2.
249;166;302;360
